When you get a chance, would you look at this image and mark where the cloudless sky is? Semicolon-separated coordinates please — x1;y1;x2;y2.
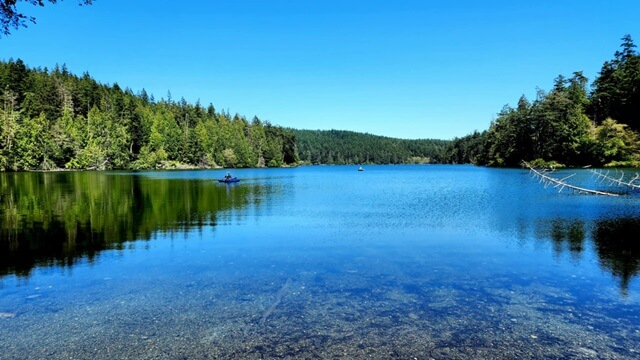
1;0;639;140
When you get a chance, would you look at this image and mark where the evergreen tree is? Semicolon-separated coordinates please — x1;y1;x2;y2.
0;90;19;170
590;34;640;131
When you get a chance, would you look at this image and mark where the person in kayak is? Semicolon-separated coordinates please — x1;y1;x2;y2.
224;172;233;180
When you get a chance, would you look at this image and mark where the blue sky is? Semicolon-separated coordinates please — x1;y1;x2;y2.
1;0;639;140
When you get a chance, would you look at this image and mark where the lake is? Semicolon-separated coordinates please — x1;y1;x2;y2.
1;165;639;359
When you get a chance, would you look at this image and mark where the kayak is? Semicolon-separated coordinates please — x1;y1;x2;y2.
218;177;240;183
219;178;240;183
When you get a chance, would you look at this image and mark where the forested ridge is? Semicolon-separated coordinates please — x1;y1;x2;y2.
440;35;640;168
2;35;639;171
0;57;450;171
293;129;449;165
0;60;298;171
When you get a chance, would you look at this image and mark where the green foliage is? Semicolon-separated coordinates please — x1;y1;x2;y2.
248;116;267;167
294;129;448;165
63;106;130;170
14;113;50;170
441;35;640;168
527;158;564;169
589;34;640;132
443;130;489;165
222;148;237;168
0;59;299;171
5;35;637;171
593;118;640;166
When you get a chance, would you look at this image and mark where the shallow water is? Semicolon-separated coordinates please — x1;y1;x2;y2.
1;165;639;359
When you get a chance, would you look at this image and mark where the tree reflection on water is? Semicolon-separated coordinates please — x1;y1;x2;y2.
1;171;639;296
0;171;263;278
535;216;640;296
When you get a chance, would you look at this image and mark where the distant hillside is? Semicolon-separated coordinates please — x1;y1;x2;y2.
293;129;450;165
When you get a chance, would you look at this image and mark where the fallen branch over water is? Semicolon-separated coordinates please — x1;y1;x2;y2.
522;161;619;196
590;169;640;190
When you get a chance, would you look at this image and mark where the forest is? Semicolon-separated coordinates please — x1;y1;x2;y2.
0;57;449;171
1;35;639;171
0;60;298;171
293;129;449;165
440;35;640;168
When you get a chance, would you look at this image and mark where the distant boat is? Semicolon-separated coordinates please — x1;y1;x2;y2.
358;166;364;171
218;177;240;183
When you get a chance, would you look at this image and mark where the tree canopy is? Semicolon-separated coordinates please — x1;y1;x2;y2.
440;35;640;168
0;59;298;171
2;35;638;171
294;129;449;165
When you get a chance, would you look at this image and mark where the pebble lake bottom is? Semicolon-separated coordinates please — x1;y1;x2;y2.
0;165;639;359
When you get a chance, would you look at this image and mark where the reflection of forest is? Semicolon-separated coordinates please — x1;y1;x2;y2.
2;172;639;296
536;217;640;295
593;218;640;295
0;172;263;278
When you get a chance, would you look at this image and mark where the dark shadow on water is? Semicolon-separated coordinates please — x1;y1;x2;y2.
2;170;640;297
592;217;640;296
534;216;640;296
547;218;587;261
0;171;265;278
